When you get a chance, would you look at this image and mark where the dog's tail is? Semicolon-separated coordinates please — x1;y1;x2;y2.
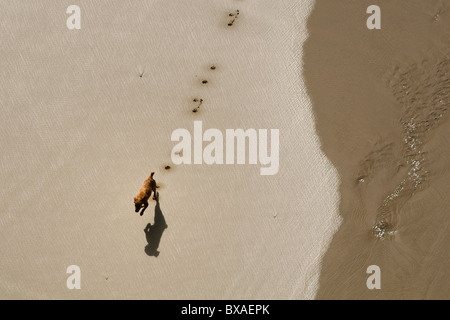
150;171;155;178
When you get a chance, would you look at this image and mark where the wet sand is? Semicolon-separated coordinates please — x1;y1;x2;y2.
303;0;449;299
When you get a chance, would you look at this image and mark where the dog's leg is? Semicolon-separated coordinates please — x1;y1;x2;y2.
140;201;149;216
152;187;157;200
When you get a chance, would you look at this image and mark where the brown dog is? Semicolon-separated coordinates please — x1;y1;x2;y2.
134;171;157;216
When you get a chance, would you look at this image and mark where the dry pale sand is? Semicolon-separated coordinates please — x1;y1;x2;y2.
304;0;449;299
0;0;341;299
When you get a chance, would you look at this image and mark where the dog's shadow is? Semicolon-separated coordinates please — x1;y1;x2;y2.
144;193;168;257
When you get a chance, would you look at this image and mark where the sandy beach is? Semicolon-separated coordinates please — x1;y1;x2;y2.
0;0;340;299
1;0;448;300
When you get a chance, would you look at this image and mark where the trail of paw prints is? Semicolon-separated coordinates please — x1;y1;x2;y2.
190;63;218;114
168;9;241;170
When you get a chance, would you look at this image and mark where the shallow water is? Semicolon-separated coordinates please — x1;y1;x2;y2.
303;0;449;299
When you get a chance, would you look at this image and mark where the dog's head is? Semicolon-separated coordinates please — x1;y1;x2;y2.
134;197;143;212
